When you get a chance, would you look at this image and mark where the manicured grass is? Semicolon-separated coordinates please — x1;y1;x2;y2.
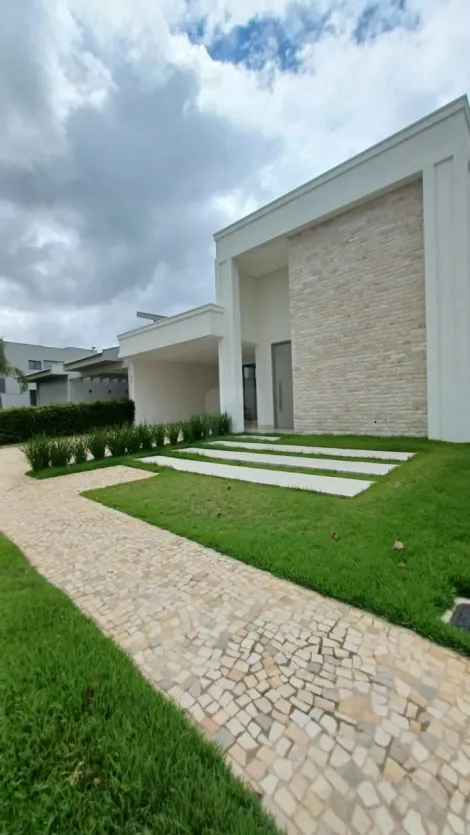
0;535;278;834
86;436;470;655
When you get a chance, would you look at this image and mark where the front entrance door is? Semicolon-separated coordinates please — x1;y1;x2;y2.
272;341;294;429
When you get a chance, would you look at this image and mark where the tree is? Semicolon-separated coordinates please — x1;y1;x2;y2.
0;338;29;393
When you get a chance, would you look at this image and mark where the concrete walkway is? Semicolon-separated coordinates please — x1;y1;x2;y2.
1;446;470;835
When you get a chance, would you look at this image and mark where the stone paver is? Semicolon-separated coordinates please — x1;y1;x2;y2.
179;446;396;475
141;454;372;496
1;446;470;835
207;440;414;461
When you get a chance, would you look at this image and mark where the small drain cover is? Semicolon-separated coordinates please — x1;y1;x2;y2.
450;603;470;631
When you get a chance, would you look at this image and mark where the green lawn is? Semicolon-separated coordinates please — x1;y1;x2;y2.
85;435;470;655
0;536;278;835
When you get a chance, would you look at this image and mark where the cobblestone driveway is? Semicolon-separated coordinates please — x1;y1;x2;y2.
1;446;470;835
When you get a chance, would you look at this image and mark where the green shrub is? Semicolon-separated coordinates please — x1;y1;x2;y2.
107;425;130;457
0;399;134;445
49;437;73;467
137;422;153;450
21;435;51;472
125;424;141;454
179;419;193;444
188;414;205;442
207;413;221;437
87;428;108;460
166;422;180;446
152;423;166;448
72;436;88;464
218;411;232;436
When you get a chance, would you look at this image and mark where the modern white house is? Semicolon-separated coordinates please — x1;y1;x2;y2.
0;341;92;409
25;348;129;407
118;96;470;443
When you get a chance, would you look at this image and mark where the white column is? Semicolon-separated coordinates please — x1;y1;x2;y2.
423;147;470;441
217;258;244;432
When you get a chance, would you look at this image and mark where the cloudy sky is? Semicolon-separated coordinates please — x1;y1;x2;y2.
1;0;469;349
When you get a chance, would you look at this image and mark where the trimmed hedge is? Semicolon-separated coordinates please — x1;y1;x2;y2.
0;399;134;445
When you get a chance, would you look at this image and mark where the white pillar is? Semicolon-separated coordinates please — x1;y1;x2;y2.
217;258;244;432
423;147;470;441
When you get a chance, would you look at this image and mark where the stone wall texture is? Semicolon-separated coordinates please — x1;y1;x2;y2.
288;181;427;436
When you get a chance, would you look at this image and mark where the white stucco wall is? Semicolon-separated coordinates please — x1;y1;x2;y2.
131;360;220;424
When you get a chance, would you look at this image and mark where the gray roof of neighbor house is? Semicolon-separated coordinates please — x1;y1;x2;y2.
25;366;67;382
64;347;126;377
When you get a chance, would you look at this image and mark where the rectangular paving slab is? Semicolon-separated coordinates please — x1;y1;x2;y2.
141;455;372;496
209;440;414;461
181;447;396;476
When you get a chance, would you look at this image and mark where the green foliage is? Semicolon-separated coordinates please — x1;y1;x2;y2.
49;437;73;468
87;428;108;461
188;414;205;441
107;425;130;457
136;422;153;451
0;536;279;835
21;435;51;472
179;419;193;444
0;399;134;446
72;436;88;464
124;425;141;454
217;411;232;435
152;423;166;448
166;422;180;446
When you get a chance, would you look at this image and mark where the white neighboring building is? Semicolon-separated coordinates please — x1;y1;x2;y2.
0;342;92;409
118;96;470;442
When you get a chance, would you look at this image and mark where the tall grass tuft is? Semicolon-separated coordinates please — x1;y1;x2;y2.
49;437;73;467
107;425;130;457
125;424;141;454
87;428;108;460
137;422;153;451
21;435;51;472
152;423;166;448
72;436;88;464
166;422;180;446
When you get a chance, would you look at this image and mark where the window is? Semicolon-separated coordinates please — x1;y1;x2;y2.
29;390;37;406
0;378;5;394
28;360;42;370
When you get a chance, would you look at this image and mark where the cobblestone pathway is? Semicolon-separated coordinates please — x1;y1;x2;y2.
1;446;470;835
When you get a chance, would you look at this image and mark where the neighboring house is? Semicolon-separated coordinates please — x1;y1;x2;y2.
26;348;129;406
0;342;92;409
118;96;470;442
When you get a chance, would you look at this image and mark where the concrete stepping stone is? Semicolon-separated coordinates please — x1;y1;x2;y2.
208;440;414;462
140;455;372;496
179;447;396;476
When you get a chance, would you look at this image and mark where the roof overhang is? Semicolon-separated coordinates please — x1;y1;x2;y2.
64;347;127;378
26;368;67;382
214;95;470;262
118;303;225;360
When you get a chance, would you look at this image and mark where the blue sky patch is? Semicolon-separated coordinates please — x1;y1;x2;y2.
354;0;420;44
186;9;330;73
